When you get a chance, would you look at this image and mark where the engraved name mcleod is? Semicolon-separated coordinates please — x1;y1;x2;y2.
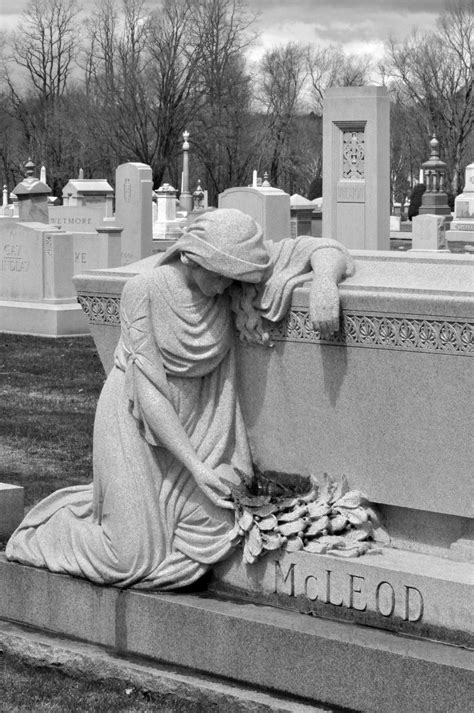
274;557;424;622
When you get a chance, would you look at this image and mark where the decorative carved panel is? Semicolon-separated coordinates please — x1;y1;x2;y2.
77;294;121;325
269;310;473;356
342;130;365;180
77;294;473;356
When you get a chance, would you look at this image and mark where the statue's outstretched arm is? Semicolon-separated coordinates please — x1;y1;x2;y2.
309;248;347;339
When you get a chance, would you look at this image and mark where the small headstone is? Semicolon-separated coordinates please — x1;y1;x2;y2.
411;213;446;251
156;183;178;222
0;185;12;217
290;194;313;236
219;186;291;242
390;215;401;232
152;182;186;252
0;483;24;539
192;180;206;212
445;162;474;253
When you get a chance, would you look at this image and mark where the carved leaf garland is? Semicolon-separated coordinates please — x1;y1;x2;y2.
230;472;389;561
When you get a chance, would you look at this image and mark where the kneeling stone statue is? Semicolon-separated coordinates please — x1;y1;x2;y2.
7;208;354;589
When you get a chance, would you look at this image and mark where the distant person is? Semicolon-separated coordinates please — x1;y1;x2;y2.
407;183;426;221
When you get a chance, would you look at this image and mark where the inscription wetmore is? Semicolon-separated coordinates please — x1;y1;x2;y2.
274;558;424;623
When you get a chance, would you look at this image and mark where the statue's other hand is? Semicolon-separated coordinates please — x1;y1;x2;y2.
192;462;235;510
309;279;341;340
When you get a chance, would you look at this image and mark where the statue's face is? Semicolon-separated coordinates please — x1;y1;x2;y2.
191;264;232;297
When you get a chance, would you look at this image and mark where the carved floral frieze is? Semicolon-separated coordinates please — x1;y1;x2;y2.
269;310;473;356
76;293;473;356
77;294;120;325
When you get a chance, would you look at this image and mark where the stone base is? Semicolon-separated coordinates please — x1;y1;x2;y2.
446;230;474;254
210;547;473;649
0;555;472;713
0;620;324;713
0;299;89;337
0;484;24;540
152;238;178;254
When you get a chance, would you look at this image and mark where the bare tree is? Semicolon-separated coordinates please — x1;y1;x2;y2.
308;45;372;115
384;0;473;193
82;0;206;185
190;0;259;202
12;0;79;100
145;0;204;184
2;0;81;193
258;42;310;188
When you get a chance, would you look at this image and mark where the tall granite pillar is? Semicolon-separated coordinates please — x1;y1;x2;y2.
179;131;193;213
114;162;153;265
323;86;390;250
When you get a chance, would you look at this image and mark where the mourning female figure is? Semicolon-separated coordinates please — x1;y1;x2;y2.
7;209;354;589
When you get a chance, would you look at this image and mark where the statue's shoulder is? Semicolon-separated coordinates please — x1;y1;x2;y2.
123;264;173;294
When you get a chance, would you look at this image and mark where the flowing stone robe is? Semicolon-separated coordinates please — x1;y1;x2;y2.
6;237;353;589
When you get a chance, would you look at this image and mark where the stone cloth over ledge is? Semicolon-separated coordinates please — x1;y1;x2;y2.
6;210;353;589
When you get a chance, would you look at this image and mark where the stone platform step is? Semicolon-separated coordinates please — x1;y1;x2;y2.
0;555;472;713
0;620;324;713
210;547;474;648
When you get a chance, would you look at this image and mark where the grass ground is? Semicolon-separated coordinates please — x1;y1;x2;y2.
0;334;105;510
0;652;209;712
0;335;209;711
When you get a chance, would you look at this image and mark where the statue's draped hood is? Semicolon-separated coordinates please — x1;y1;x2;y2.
158;208;271;283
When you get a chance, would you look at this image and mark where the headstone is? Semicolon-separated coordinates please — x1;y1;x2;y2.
323;86;390;250
156;183;178;222
0;186;12;218
390;215;401;232
411;214;447;251
152;183;186;253
72;223;122;275
419;136;452;218
219;186;291;241
49;206;111;233
12;159;51;223
114;162;153;265
0;221;88;335
446;162;474;253
61;178;114;216
0;484;24;539
192;180;206;212
10;193;19;218
290;194;313;237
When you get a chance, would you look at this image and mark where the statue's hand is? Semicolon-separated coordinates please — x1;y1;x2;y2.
309;278;341;340
192;462;235;510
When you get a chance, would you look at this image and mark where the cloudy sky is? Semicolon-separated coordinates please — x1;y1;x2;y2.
1;0;444;62
249;0;444;61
